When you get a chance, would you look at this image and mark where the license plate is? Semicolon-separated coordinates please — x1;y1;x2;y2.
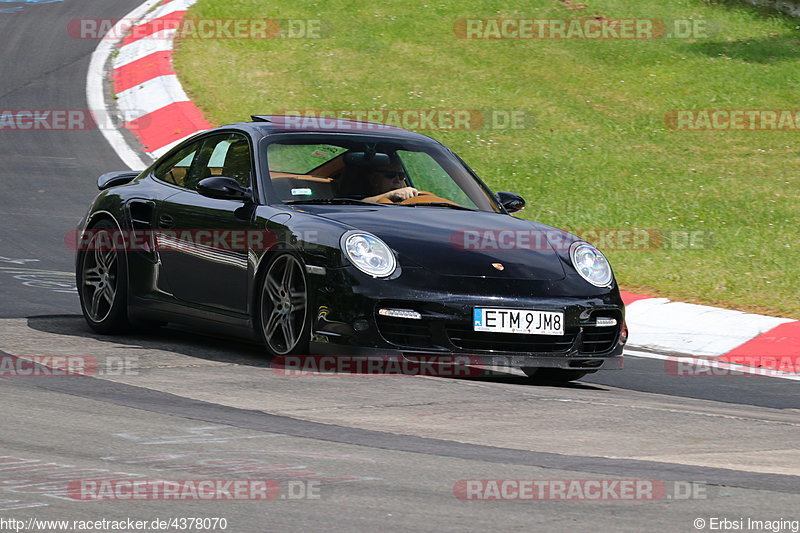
473;308;564;335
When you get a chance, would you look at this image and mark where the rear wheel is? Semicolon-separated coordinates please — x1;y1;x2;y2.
77;219;130;334
521;367;594;384
256;253;310;356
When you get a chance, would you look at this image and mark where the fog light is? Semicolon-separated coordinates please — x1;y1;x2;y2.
353;319;370;332
378;308;422;320
619;323;628;344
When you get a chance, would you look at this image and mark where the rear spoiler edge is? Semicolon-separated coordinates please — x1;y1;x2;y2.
97;170;142;190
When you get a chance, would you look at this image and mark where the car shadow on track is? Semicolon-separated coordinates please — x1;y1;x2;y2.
25;314;609;390
26;314;270;368
455;372;607;390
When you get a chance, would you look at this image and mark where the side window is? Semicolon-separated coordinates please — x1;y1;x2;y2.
153;142;201;188
194;133;253;189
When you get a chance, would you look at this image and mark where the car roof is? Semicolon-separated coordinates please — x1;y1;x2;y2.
222;115;440;143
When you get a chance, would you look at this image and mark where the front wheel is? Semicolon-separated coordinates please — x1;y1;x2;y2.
256;253;310;356
521;367;595;384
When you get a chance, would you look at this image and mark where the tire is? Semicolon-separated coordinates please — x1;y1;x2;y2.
521;367;595;384
77;219;130;334
255;253;310;356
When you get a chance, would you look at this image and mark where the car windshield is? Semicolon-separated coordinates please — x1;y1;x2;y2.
263;134;500;212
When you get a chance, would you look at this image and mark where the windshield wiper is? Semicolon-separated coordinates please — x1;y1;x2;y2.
397;202;476;211
285;198;375;206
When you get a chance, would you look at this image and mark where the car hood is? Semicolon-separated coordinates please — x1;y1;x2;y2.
297;205;569;280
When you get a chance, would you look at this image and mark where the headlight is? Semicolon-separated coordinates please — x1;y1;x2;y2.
341;232;396;278
569;241;613;287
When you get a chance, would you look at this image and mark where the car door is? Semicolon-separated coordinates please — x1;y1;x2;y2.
154;132;260;314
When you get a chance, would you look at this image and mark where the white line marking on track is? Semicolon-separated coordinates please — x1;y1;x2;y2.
86;0;160;170
0;257;39;265
0;266;72;275
137;0;194;26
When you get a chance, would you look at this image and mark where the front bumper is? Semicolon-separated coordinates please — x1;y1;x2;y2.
306;265;625;371
309;342;624;370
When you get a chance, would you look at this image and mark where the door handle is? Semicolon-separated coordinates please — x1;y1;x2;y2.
158;213;174;228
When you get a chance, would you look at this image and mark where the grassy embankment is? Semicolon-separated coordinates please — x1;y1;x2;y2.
173;0;800;317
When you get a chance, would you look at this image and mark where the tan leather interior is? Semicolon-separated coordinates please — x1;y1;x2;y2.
308;156;345;178
270;172;333;183
165;166;189;187
270;172;335;199
268;171;461;207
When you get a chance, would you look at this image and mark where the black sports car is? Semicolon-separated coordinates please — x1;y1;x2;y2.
75;115;626;382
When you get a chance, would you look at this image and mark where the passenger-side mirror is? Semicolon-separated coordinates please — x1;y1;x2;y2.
197;177;250;201
496;191;526;213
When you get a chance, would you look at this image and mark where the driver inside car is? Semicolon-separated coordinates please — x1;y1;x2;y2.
338;154;419;203
363;163;419;203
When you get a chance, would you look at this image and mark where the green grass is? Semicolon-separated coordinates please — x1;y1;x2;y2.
173;0;800;318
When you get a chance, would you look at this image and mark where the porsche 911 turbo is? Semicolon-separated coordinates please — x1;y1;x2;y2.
75;115;627;382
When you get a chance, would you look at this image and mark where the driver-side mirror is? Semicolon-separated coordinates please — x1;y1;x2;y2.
496;191;526;213
197;177;250;201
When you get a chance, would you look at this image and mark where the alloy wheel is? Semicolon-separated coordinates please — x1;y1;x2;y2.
260;255;307;355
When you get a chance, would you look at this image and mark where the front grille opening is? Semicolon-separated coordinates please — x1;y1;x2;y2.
579;310;622;354
376;315;435;348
